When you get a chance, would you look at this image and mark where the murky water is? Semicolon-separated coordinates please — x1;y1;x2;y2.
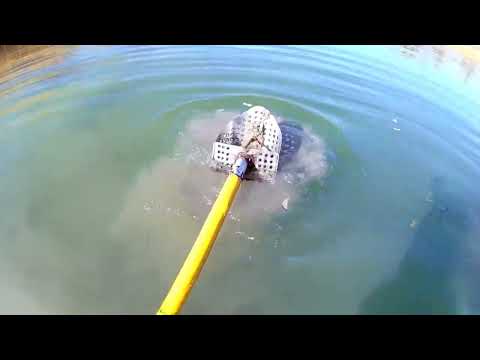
1;45;479;314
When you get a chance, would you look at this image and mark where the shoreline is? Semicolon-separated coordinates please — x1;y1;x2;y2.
0;45;71;87
0;45;478;85
446;45;480;62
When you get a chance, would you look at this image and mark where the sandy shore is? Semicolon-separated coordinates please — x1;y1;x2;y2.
0;45;478;85
446;45;480;62
0;45;71;89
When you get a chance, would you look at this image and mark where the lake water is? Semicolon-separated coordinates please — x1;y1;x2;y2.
1;45;479;314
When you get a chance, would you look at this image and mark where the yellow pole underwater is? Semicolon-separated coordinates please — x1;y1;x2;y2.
157;158;247;315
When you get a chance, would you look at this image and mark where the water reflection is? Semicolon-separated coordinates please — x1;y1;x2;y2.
0;45;73;96
399;45;479;82
432;46;447;67
399;45;422;59
360;176;479;314
460;57;477;82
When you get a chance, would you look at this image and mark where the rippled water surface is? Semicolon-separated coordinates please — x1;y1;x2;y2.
1;45;479;314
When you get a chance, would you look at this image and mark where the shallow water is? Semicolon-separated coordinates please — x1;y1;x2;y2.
0;45;479;314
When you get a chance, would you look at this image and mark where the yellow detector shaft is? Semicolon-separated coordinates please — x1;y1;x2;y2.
157;158;248;315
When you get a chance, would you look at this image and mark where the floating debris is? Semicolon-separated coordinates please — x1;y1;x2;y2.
173;208;183;216
393;127;401;131
248;236;255;241
425;192;433;203
216;108;225;112
283;173;296;184
282;197;289;211
410;219;418;228
202;195;213;206
392;118;398;124
242;102;252;107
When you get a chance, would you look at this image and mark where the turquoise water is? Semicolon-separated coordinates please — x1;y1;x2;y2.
1;45;479;314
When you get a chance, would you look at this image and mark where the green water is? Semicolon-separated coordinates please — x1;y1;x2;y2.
1;45;479;314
